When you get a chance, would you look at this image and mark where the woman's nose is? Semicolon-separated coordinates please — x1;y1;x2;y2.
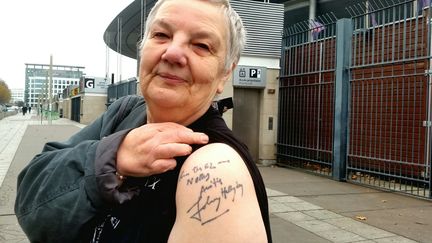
161;42;187;66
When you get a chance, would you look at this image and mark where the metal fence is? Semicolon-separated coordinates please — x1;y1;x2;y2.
347;0;431;197
278;0;432;198
278;14;338;176
107;78;138;106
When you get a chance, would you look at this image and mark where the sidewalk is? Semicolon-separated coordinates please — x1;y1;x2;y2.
0;113;431;242
261;167;431;243
0;112;85;187
0;113;84;243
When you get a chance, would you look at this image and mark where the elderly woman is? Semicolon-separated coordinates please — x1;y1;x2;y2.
15;0;271;242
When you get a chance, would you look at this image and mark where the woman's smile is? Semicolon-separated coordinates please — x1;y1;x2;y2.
158;72;188;85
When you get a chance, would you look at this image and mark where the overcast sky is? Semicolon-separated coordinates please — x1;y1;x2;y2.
0;0;137;89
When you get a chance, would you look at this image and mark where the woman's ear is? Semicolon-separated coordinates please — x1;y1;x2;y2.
217;63;236;94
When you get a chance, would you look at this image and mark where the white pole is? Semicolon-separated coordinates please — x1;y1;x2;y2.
141;0;143;39
309;0;317;21
106;38;110;81
49;55;53;125
309;0;317;42
119;18;122;82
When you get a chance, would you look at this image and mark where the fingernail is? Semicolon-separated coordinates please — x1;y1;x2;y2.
200;134;209;143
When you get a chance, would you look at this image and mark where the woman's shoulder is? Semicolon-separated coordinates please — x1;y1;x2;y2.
108;95;145;110
184;143;247;175
170;143;267;242
103;95;146;132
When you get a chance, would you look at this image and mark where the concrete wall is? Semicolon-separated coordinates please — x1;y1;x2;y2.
258;68;279;165
61;98;71;119
60;94;105;124
80;94;107;125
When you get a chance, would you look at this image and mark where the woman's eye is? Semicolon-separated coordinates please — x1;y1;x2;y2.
194;43;210;51
153;32;168;39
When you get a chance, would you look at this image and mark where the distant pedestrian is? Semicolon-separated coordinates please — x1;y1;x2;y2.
28;106;31;114
21;106;27;116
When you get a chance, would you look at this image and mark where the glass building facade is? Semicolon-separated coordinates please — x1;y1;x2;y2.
24;64;85;107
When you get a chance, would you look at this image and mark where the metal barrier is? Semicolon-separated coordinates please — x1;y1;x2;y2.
277;14;338;176
278;0;431;198
41;110;59;120
107;79;138;106
347;0;431;198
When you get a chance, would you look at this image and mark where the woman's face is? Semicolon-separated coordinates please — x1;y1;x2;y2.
139;0;232;125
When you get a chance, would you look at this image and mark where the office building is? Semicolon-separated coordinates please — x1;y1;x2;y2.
10;88;24;104
24;63;85;107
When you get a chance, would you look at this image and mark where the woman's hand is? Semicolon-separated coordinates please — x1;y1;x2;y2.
116;122;208;177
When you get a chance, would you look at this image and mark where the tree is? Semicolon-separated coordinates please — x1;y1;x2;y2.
0;79;11;104
15;100;24;107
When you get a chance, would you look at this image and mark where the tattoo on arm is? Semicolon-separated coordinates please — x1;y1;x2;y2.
179;160;245;225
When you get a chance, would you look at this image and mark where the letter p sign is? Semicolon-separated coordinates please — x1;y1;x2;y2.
249;68;261;79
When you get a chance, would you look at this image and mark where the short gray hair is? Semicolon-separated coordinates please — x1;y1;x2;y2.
140;0;246;71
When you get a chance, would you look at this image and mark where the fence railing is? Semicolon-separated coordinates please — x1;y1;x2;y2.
278;13;338;176
347;0;431;198
278;0;432;199
106;79;138;106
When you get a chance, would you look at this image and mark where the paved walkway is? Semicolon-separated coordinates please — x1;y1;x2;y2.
0;112;84;187
266;187;419;243
0;114;29;188
0;113;430;242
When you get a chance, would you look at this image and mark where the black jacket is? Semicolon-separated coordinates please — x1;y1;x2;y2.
15;95;271;243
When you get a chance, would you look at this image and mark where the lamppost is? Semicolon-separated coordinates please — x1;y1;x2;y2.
48;55;53;125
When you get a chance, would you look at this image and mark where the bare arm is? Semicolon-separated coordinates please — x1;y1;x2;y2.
168;143;267;243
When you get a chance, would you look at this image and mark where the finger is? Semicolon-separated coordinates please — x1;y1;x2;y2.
153;143;193;159
158;130;209;145
174;130;209;144
151;158;177;173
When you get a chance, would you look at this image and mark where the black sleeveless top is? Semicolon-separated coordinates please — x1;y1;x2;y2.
90;107;272;243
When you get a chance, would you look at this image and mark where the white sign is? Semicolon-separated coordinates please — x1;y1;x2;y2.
80;77;108;94
233;65;266;88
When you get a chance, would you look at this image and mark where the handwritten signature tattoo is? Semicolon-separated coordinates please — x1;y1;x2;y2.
180;160;245;225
